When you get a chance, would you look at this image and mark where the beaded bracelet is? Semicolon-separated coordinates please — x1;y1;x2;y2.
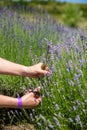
17;98;22;108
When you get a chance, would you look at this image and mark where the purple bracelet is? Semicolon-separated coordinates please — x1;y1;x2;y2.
17;98;22;108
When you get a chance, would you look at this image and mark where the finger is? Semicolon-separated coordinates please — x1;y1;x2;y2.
45;66;50;71
40;70;50;75
25;89;32;94
34;96;42;105
34;86;41;92
41;63;50;71
33;87;42;98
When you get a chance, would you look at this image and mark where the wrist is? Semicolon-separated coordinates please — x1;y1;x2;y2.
22;66;32;77
22;66;28;77
17;98;22;108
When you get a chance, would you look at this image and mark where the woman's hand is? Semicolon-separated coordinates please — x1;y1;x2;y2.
0;87;42;108
21;87;42;108
24;63;50;78
0;58;50;78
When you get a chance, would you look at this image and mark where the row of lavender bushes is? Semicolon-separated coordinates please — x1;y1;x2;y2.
0;5;87;130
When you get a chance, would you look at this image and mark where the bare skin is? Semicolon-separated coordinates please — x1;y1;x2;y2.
0;58;50;78
0;58;50;108
0;87;42;108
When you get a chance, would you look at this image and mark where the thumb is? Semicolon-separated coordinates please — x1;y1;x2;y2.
40;69;49;75
41;69;51;75
35;96;42;105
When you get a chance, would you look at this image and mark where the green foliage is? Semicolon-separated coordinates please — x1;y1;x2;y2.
80;4;87;17
62;4;83;27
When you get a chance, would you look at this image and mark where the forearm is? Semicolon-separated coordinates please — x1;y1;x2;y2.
0;58;28;76
0;95;18;108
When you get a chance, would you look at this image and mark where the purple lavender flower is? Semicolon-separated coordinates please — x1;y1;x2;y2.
30;113;33;120
79;59;85;67
75;115;80;123
37;122;42;126
73;106;77;111
67;60;73;72
53;116;60;127
47;41;52;53
39;114;46;123
68;118;73;123
55;104;60;110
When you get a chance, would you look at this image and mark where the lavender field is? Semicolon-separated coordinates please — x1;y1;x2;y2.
0;6;87;130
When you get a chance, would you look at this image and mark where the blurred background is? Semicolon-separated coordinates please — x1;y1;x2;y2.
0;0;87;28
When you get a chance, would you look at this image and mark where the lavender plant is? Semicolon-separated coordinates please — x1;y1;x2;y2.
0;6;87;130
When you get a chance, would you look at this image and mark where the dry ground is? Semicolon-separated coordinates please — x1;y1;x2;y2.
1;124;36;130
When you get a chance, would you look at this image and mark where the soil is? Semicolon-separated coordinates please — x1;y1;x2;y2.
1;124;36;130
